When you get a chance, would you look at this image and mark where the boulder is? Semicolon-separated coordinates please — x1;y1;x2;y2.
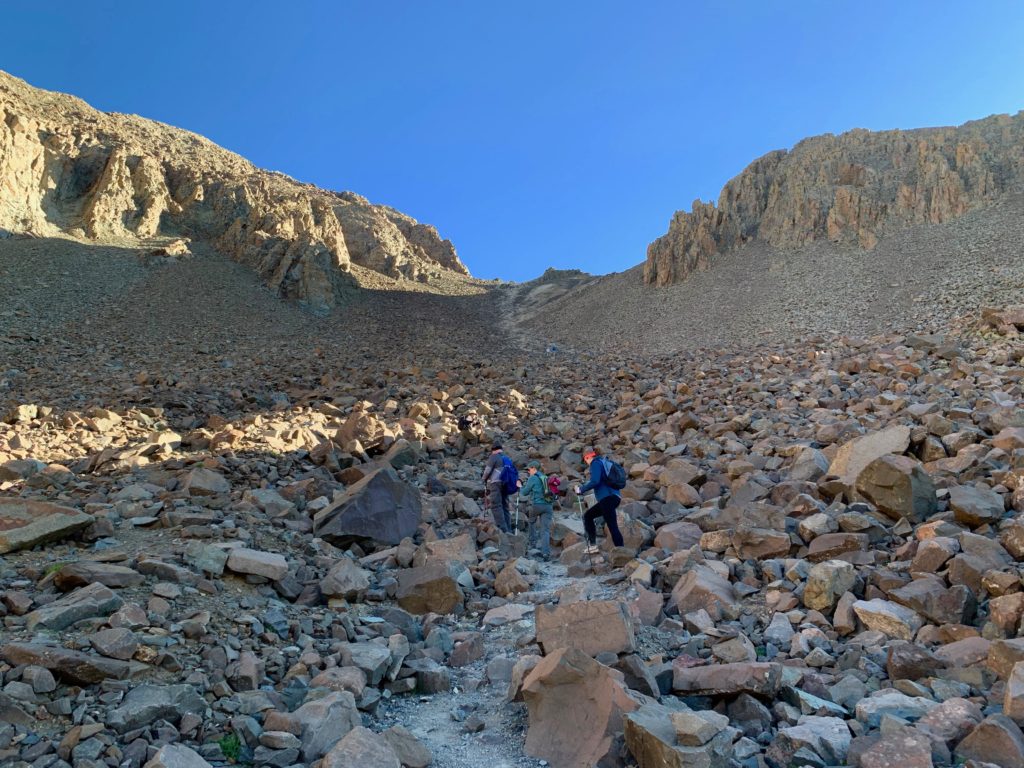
108;684;206;733
182;467;230;496
828;425;911;493
0;499;93;554
535;600;636;657
321;557;371;600
803;560;856;612
314;467;421;545
396;562;464;615
766;716;851;767
854;454;935;522
955;714;1024;768
949;483;1005;527
52;561;144;591
669;564;739;621
321;726;400;768
522;647;639;768
26;582;123;631
625;701;736;768
143;744;212;768
226;548;288;580
672;662;781;697
0;642;133;684
852;599;923;640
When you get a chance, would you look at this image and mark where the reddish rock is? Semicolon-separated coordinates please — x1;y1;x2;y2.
535;600;636;657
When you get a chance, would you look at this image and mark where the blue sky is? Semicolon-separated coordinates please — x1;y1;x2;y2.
4;2;1023;281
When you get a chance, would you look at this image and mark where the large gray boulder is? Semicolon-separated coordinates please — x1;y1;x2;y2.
108;684;207;733
314;467;421;545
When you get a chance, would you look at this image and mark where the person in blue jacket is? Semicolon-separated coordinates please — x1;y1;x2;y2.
574;447;624;554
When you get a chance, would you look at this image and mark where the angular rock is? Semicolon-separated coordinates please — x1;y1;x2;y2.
855;454;935;522
321;726;400;768
27;582;123;631
108;684;206;733
226;548;288;580
949;483;1005;527
143;744;212;768
955;714;1024;768
396;562;463;615
535;600;636;657
803;559;856;612
314;467;421;545
852;598;923;640
625;701;736;768
321;557;371;600
829;425;911;492
0;499;93;554
672;662;781;697
522;647;639;768
53;561;144;591
182;467;230;496
0;642;132;684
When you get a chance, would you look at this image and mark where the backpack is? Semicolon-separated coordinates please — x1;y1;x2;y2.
499;456;519;496
601;458;627;490
546;474;561;503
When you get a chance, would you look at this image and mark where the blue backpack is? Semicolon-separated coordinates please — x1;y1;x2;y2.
499;456;519;495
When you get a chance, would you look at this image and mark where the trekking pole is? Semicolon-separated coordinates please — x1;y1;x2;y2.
577;493;594;571
514;495;519;533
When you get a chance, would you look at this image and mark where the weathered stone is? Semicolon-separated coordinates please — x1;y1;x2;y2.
27;582;123;631
955;714;1024;768
803;559;856;612
321;557;371;600
53;561;144;590
1004;661;1024;725
522;647;639;768
226;548;288;580
265;690;362;762
852;598;923;640
767;716;851;767
672;662;781;697
182;467;230;496
535;600;636;657
829;426;912;492
855;454;935;522
625;701;736;768
90;628;139;660
0;499;93;554
322;726;400;768
855;691;937;728
381;726;432;768
0;643;132;684
890;578;975;626
143;743;212;768
731;526;791;559
670;564;739;621
108;684;206;733
314;467;421;545
858;726;934;768
949;483;1005;527
396;562;464;615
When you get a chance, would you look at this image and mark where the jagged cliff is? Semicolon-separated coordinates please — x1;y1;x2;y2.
645;113;1024;285
0;71;468;309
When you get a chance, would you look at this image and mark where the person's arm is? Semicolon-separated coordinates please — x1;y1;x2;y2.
483;455;498;483
519;474;538;498
577;460;604;493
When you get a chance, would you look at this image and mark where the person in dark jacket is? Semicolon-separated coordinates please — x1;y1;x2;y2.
574;447;624;554
518;460;553;559
482;442;511;533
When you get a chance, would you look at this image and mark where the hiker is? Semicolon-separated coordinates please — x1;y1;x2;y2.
456;409;483;451
574;447;625;554
482;442;514;533
517;460;553;559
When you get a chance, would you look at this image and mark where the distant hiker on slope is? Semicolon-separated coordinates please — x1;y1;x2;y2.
482;442;516;533
517;460;554;560
574;447;626;554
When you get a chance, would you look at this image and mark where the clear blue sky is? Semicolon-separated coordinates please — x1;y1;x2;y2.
4;2;1023;281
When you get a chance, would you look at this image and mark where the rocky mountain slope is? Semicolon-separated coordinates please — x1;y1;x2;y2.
4;236;1024;768
0;70;469;311
646;112;1024;286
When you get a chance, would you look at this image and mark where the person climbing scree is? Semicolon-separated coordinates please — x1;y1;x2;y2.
575;447;625;554
482;442;514;533
517;460;553;560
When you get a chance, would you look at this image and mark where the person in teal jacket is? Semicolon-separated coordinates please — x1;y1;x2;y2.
517;460;553;559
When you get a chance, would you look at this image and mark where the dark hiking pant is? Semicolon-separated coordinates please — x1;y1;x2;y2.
487;482;511;532
583;495;624;547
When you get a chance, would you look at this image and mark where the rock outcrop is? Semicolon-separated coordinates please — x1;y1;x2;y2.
0;70;468;310
646;112;1024;285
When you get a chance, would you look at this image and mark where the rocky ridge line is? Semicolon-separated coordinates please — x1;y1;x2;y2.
646;112;1024;286
0;70;468;310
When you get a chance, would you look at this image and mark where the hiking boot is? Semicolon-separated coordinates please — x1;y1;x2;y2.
584;545;600;555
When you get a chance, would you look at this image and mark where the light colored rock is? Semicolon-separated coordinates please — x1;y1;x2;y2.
535;600;636;657
0;498;93;554
226;548;288;580
852;599;924;640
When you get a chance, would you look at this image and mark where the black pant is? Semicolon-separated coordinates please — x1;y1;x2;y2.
583;495;624;547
